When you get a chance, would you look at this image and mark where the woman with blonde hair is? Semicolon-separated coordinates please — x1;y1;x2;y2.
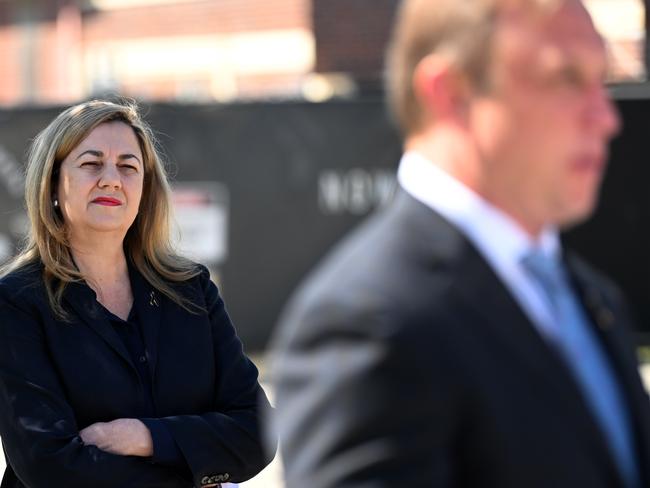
0;99;274;488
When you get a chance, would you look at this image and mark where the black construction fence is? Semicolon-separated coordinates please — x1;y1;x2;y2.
0;87;648;351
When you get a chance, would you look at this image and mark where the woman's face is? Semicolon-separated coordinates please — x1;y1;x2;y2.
56;121;144;242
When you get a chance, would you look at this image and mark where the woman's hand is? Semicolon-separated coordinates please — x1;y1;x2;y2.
80;418;153;457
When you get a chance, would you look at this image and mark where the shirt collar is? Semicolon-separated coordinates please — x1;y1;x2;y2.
397;150;561;267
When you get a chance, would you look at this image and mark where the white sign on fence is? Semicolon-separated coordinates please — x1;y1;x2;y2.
171;182;229;265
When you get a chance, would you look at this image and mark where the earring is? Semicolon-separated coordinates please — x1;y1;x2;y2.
53;198;59;208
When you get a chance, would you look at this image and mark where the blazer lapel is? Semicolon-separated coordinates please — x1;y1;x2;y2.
451;243;576;391
128;264;162;378
63;280;133;368
450;242;624;485
397;195;624;485
566;253;650;487
393;190;585;398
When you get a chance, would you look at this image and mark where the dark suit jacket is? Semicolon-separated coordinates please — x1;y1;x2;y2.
0;261;275;488
271;189;650;488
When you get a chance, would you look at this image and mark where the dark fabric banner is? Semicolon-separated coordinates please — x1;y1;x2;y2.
0;94;647;349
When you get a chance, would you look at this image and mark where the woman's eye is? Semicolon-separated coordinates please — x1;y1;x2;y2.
120;164;138;172
80;161;100;167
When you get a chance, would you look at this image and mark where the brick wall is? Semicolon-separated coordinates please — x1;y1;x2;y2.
82;0;310;41
0;26;22;104
0;0;312;104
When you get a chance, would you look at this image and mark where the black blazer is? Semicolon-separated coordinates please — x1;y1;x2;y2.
0;261;275;488
271;189;650;488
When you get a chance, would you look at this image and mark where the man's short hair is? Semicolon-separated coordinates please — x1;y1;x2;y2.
385;0;563;136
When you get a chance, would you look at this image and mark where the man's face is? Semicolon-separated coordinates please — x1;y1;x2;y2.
469;0;620;235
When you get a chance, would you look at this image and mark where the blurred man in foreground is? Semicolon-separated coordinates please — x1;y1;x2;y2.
271;0;650;486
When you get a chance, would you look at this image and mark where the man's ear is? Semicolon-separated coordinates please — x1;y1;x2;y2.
412;54;472;124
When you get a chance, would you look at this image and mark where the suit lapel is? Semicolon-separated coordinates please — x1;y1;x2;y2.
451;243;624;485
394;191;583;397
128;263;162;378
63;280;133;368
566;253;650;487
451;243;575;392
393;193;624;485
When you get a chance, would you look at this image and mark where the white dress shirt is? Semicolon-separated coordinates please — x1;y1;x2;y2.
397;151;563;341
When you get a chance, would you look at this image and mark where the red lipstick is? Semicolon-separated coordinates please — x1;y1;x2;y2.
92;197;122;206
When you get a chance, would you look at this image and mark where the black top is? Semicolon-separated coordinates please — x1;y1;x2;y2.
102;302;184;467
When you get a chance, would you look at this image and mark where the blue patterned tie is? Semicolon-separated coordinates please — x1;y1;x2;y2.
522;250;639;488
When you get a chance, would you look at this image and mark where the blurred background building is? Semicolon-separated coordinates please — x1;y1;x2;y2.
0;0;647;356
0;0;648;351
0;0;314;104
0;0;644;107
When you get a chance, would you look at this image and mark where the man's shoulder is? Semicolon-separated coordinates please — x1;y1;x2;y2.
320;189;460;273
278;191;465;335
306;196;431;277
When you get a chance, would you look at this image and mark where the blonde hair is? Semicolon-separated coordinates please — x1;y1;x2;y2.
2;99;202;319
385;0;564;135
